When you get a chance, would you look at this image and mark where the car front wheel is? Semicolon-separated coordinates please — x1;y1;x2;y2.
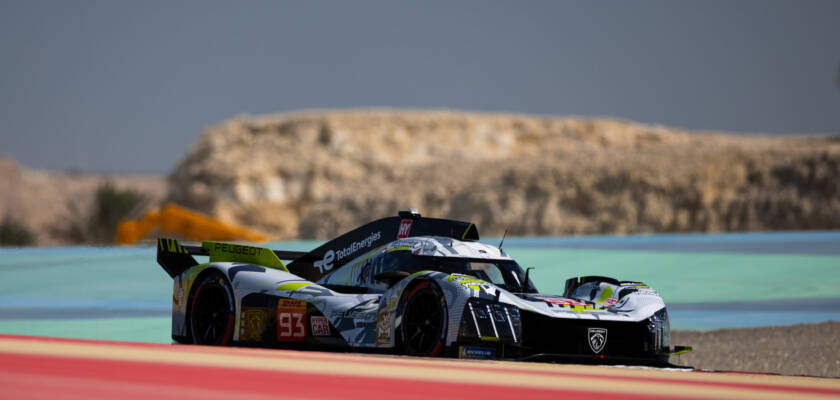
399;281;447;356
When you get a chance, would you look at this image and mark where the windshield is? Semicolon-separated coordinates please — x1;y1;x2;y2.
368;251;537;293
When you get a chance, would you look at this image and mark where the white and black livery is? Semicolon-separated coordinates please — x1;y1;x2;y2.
157;210;691;365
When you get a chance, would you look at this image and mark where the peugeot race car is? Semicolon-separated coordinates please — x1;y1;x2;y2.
157;210;690;365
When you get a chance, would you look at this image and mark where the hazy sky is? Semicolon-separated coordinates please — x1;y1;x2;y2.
1;1;838;173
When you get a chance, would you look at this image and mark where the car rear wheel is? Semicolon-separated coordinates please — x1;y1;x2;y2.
190;272;235;346
400;281;447;356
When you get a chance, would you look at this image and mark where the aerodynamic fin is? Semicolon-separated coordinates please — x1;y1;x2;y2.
201;240;292;272
157;238;308;277
286;211;479;282
157;238;200;278
158;211;477;280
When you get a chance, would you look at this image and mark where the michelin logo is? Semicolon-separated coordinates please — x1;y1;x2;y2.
314;231;382;273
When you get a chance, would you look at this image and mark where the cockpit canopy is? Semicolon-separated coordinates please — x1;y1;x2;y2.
321;248;537;294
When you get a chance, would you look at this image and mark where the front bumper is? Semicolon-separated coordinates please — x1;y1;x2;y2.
455;299;682;365
516;309;669;359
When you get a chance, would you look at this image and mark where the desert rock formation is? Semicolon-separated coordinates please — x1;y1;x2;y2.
0;157;166;245
167;110;840;239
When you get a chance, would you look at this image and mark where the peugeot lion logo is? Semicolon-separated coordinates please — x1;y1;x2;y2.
587;328;608;354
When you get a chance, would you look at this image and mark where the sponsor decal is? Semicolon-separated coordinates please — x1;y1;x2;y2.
277;299;307;342
339;299;380;322
376;309;393;346
458;346;496;360
313;250;335;273
239;307;271;341
174;266;203;309
537;297;587;307
397;219;413;239
313;231;382;273
587;327;608;354
333;309;378;323
536;296;604;313
173;279;186;307
310;315;331;336
448;274;490;291
213;242;261;256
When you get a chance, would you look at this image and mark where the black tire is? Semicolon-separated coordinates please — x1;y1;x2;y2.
399;281;447;356
189;272;235;346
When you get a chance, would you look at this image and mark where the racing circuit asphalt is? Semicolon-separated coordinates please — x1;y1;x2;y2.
2;334;840;400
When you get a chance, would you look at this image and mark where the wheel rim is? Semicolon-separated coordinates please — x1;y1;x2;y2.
192;283;231;345
403;289;443;354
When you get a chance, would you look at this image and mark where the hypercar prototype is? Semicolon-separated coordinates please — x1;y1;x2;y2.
157;210;690;365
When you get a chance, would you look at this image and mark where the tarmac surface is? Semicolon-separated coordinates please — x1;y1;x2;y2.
2;334;839;400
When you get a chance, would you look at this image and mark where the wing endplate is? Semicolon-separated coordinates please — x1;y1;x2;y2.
157;238;199;278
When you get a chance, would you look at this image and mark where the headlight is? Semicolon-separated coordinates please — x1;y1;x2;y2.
458;298;521;344
647;308;671;354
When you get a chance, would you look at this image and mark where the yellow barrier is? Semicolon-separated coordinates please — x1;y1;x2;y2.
116;203;270;245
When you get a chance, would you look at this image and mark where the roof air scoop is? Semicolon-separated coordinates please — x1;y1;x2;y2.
398;209;422;220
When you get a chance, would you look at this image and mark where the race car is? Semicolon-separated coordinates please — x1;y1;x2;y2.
157;210;690;365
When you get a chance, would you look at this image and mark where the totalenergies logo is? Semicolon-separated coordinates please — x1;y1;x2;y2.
312;231;382;274
313;250;335;273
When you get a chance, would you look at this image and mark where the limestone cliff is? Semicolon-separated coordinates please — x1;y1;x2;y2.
0;157;166;245
167;110;840;239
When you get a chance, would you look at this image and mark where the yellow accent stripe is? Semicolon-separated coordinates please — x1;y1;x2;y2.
160;238;189;254
461;223;474;240
597;286;614;303
275;282;312;291
670;346;693;355
566;304;601;313
182;263;209;305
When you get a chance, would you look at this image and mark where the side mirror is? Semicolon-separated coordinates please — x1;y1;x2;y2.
374;270;411;287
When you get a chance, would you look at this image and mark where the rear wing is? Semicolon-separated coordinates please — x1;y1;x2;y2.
156;238;308;278
158;210;479;281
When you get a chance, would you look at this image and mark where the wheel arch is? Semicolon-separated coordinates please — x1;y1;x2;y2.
394;277;449;356
181;266;232;343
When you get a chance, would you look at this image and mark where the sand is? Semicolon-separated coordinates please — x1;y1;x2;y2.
671;321;840;377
